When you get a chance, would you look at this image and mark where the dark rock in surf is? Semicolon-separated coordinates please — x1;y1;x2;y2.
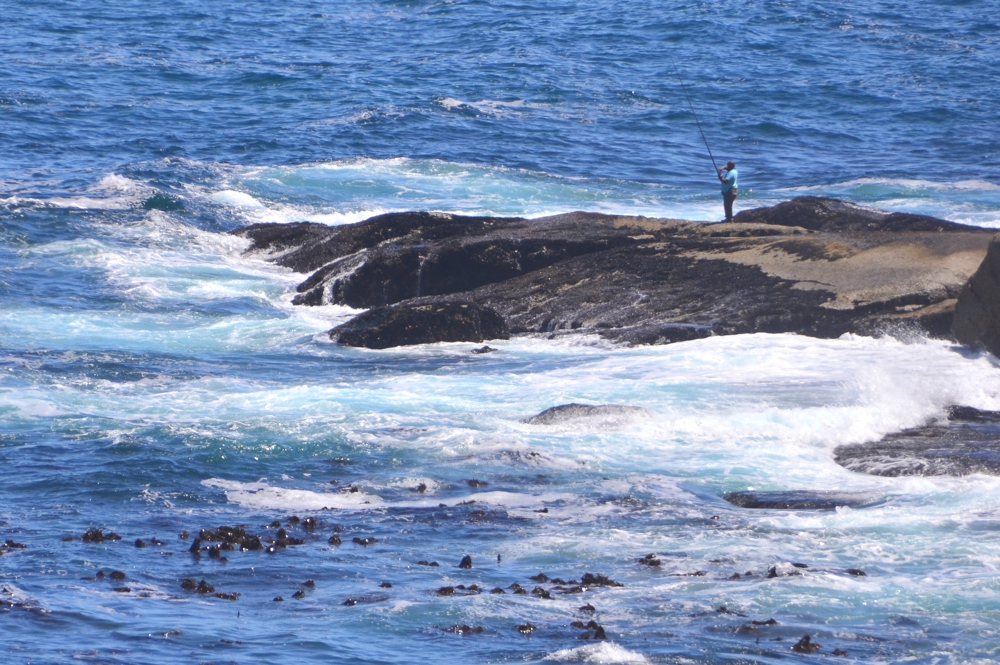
834;406;1000;477
330;301;509;349
458;555;473;569
791;634;822;653
523;403;651;426
723;490;880;510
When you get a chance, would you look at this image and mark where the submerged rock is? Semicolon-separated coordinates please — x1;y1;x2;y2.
522;403;650;426
330;301;509;349
723;490;880;510
835;406;1000;477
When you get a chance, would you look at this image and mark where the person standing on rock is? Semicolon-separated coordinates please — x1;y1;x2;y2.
718;160;738;222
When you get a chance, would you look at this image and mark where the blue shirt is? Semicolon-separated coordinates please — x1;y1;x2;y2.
721;168;737;193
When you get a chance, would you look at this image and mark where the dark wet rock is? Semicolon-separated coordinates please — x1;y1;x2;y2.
2;540;26;549
61;536;73;542
514;587;527;595
328;535;342;546
593;626;607;640
109;571;126;581
112;587;131;593
292;590;306;599
832;648;848;656
791;634;822;653
792;562;809;568
668;570;707;577
287;516;300;524
516;622;535;634
330;301;510;349
181;578;197;591
579;603;595;612
82;528;110;543
95;571;106;580
303;579;315;588
723;490;880;510
529;573;548;582
523;403;651;426
834;406;1000;477
728;573;741;580
534;507;548;513
416;483;427;493
716;606;747;616
352;536;377;546
767;564;803;578
459;555;473;569
207;545;221;558
235;200;993;348
467;584;481;594
215;592;239;601
436;586;455;596
532;586;553;599
273;596;283;602
465;479;488;488
418;560;439;567
752;618;779;626
638;553;661;567
580;573;623;587
845;568;867;576
471;345;494;354
953;235;1000;357
302;516;316;530
268;520;281;528
490;587;505;594
380;582;392;588
179;531;189;539
196;580;214;594
188;538;202;554
443;624;485;634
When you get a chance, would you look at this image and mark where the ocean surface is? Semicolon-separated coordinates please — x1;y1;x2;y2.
3;1;1000;663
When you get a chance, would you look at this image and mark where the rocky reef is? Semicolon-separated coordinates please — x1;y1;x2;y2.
233;197;996;349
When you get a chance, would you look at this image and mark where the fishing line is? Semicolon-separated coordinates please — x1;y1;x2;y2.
668;55;720;174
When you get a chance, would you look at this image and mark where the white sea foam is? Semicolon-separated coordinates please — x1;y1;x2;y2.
202;478;386;510
543;643;649;664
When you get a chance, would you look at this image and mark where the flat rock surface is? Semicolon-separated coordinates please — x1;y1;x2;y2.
233;197;995;347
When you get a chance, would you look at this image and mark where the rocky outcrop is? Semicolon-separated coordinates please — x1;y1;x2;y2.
233;197;995;348
951;234;1000;357
833;406;1000;477
522;404;651;425
330;301;509;349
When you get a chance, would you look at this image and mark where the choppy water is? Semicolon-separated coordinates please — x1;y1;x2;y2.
3;1;1000;663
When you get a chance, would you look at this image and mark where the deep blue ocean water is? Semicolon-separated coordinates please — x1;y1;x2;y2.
3;2;1000;663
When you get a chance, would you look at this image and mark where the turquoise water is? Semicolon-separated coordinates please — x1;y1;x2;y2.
3;1;1000;663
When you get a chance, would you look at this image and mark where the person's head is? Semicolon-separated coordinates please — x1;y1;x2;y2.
726;160;736;170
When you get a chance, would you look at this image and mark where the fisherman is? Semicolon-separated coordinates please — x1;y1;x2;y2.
717;160;738;222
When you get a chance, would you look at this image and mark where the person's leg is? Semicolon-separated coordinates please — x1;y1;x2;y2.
723;191;734;222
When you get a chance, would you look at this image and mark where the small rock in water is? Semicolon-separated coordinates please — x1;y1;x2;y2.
196;580;214;594
302;579;315;588
832;648;848;656
752;618;778;626
444;624;485;634
109;571;126;581
61;535;73;542
380;581;392;588
516;622;535;634
792;562;809;568
328;535;341;545
273;596;284;602
490;587;505;594
353;536;377;546
465;479;488;488
134;539;146;548
471;345;494;354
723;490;878;510
531;586;552;599
459;555;473;569
113;587;131;593
579;603;596;612
416;483;427;493
791;635;822;653
418;560;439;567
214;592;239;601
638;553;661;566
845;568;867;576
436;586;455;596
181;578;197;591
529;573;548;582
292;590;305;599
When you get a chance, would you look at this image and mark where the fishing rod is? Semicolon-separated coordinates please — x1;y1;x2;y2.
668;55;721;174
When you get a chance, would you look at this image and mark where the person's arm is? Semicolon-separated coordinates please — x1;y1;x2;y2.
717;169;727;183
